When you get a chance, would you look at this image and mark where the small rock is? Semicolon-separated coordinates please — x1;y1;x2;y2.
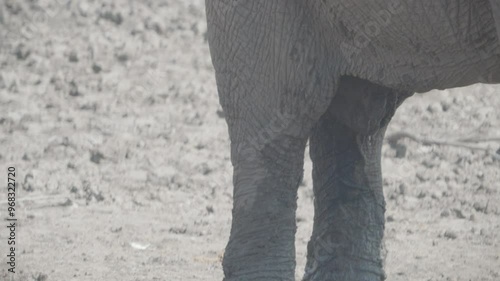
80;103;97;111
116;53;129;62
69;80;81;97
206;205;214;214
430;191;441;200
426;103;441;114
144;18;164;35
440;100;451;112
23;173;35;192
476;184;492;194
169;227;187;234
68;51;78;62
388;191;397;200
386;215;395;222
443;230;458;240
440;210;450;217
33;273;48;281
15;43;30;60
415;172;428;182
57;198;73;207
137;140;146;148
396;143;407;158
90;150;105;164
422;159;436;168
452;208;466;219
130;242;150;250
198;163;212;175
100;11;123;25
398;183;407;196
92;63;102;73
473;202;487;213
110;227;122;233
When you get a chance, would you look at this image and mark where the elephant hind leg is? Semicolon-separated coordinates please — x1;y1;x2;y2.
329;76;413;136
304;77;411;281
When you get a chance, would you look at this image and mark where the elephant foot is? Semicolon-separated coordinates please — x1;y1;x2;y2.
302;199;387;281
303;268;385;281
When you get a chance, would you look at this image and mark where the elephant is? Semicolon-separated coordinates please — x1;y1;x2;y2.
205;1;500;280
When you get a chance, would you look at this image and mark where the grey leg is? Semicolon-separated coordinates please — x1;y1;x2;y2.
222;134;307;281
304;77;411;281
205;2;338;279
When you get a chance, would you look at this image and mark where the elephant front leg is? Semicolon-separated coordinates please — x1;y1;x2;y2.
223;136;307;281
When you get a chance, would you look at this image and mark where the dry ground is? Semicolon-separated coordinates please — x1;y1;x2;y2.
0;1;499;280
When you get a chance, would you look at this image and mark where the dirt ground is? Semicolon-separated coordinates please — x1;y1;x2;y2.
0;1;499;280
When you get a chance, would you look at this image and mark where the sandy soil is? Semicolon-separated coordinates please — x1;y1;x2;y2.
0;1;499;280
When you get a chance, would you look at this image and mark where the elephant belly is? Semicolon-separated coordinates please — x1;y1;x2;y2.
314;0;500;91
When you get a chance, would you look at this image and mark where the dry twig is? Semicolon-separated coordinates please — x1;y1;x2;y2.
386;131;500;160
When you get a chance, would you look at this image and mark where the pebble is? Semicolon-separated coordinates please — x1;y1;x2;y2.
92;63;102;73
443;230;458;240
69;80;81;97
68;51;78;62
398;183;408;196
417;192;426;199
452;208;466;219
440;210;450;217
473;202;487;213
430;191;441;200
396;145;407;158
440;100;451;112
416;172;428;182
15;43;30;60
90;150;105;164
100;10;123;25
426;103;441;114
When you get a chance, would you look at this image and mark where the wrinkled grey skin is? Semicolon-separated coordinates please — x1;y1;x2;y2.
205;1;500;280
